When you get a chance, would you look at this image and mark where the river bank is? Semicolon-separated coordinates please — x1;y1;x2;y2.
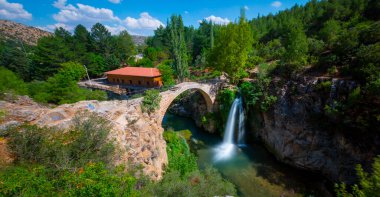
162;112;333;196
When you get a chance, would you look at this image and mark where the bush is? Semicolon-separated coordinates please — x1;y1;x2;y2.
0;163;139;196
141;89;161;114
163;131;197;176
28;62;106;104
158;62;175;86
142;167;237;197
6;113;115;171
335;155;380;197
0;67;27;96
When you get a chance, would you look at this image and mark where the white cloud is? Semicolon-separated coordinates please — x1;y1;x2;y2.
244;6;249;10
46;0;163;35
108;0;121;4
271;1;282;8
123;12;164;30
53;1;120;24
200;15;230;25
0;0;32;20
184;11;189;14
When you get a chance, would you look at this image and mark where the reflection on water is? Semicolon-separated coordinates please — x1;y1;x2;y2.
163;113;332;197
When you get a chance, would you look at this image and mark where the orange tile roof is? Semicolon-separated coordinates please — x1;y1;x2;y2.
105;66;161;77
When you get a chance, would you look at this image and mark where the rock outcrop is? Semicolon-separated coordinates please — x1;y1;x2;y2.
0;97;167;180
169;90;216;133
249;76;380;183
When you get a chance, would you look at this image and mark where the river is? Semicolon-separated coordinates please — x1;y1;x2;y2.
162;112;332;197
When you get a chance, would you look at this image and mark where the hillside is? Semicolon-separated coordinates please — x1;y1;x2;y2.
0;20;52;45
131;35;147;46
0;20;146;46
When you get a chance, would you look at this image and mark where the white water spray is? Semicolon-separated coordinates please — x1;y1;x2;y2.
238;99;246;146
214;97;246;161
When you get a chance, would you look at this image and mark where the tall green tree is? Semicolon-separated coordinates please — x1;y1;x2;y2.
113;30;135;64
282;18;309;69
168;15;189;82
208;13;254;83
91;23;112;56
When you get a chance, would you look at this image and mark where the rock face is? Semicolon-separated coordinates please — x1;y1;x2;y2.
249;76;380;183
0;20;52;45
168;90;216;133
0;98;167;180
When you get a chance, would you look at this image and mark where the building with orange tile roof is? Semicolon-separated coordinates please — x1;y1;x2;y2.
105;66;163;88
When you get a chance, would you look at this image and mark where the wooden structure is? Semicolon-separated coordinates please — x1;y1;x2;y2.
106;66;163;88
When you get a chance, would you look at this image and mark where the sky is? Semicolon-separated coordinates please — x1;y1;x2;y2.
0;0;310;36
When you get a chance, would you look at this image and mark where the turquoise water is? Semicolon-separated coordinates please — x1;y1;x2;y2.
162;113;332;197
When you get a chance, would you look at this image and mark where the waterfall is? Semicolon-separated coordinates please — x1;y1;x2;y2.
223;98;240;144
237;98;246;145
214;97;246;161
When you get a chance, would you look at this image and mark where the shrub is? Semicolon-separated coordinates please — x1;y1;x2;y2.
0;165;55;196
163;131;197;176
0;163;139;196
261;95;278;111
141;89;161;114
61;163;139;196
142;167;237;197
335;156;380;197
316;80;332;93
158;62;175;86
0;66;27;96
6;113;115;171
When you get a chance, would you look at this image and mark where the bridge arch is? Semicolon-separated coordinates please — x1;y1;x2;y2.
157;82;217;125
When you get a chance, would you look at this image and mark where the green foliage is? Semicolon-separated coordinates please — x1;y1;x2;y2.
61;163;139;197
316;80;332;93
335;156;380;197
142;167;237;197
0;165;55;196
135;57;154;68
282;18;309;70
158;61;175;86
0;67;27;96
84;53;106;77
215;89;236;133
6;113;114;170
0;39;31;81
0;113;137;196
29;62;106;104
240;81;262;108
208;15;253;83
0;163;139;197
258;39;285;61
240;79;277;112
168;15;189;82
141;89;162;114
163;131;197;176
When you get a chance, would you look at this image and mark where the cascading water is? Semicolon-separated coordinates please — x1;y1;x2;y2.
214;97;246;161
237;99;246;146
222;98;240;144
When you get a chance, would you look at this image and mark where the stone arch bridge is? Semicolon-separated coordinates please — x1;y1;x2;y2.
0;81;223;180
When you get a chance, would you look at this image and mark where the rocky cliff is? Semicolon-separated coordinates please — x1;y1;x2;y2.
0;96;167;180
248;76;380;183
0;20;52;45
168;90;216;133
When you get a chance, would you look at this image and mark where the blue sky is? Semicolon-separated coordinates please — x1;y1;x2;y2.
0;0;309;35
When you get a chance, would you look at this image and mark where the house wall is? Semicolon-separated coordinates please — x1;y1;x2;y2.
107;74;163;87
